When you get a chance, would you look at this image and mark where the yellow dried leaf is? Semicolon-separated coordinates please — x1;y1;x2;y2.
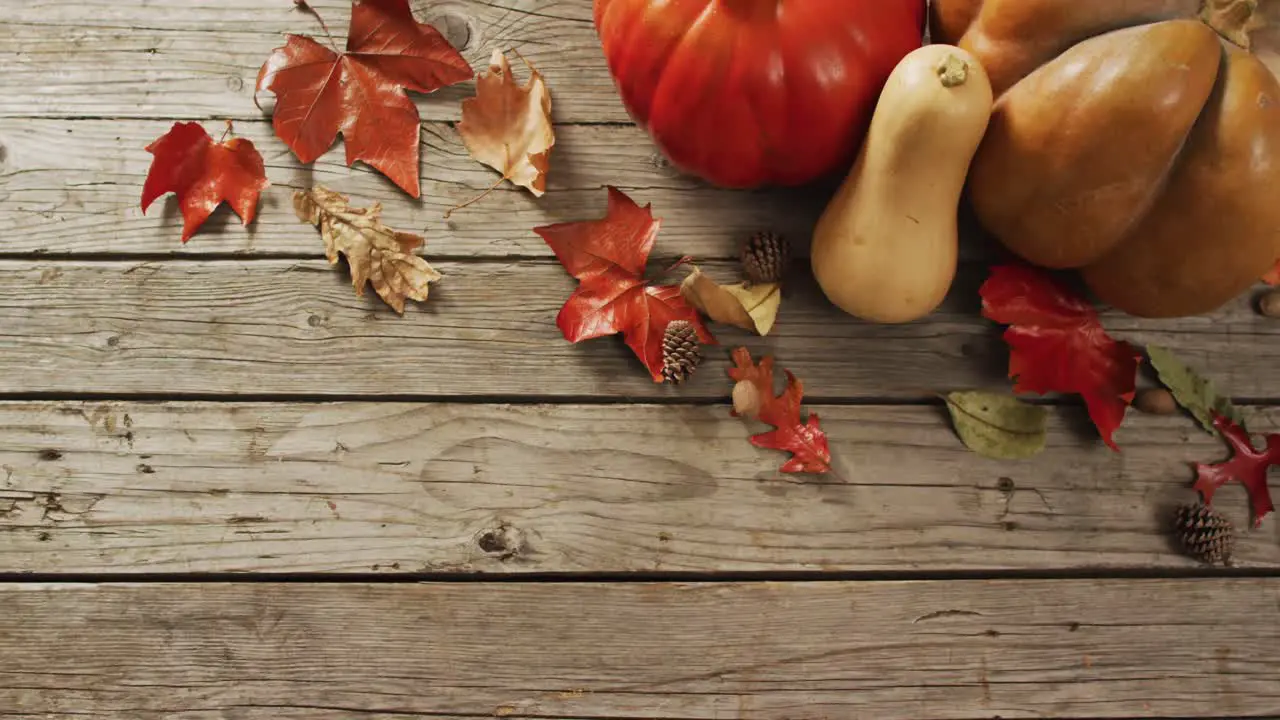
680;266;781;336
457;49;555;199
293;185;442;314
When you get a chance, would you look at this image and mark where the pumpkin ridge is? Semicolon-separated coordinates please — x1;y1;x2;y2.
1109;43;1237;262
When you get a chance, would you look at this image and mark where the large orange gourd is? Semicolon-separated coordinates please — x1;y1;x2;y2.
932;0;1280;317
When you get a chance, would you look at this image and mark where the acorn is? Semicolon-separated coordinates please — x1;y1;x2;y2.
1134;388;1178;415
1258;289;1280;318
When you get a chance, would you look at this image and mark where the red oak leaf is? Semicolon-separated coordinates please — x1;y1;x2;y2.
728;348;831;474
534;186;713;382
140;121;269;243
255;0;472;197
980;264;1141;451
1195;414;1278;527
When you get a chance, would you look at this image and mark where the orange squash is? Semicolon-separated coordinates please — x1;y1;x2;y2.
932;0;1280;318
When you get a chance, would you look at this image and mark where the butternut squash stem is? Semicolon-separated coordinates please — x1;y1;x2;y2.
936;55;969;88
1200;0;1260;49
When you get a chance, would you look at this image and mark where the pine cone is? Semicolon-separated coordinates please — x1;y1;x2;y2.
1173;502;1235;565
741;231;790;285
662;320;702;384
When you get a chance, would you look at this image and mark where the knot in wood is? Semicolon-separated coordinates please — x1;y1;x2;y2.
476;523;524;560
421;5;473;51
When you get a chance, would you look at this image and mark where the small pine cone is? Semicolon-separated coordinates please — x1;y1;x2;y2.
1174;502;1235;565
661;320;702;384
741;231;790;285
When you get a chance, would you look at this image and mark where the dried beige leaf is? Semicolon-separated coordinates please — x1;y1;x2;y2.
293;186;442;314
455;49;555;206
680;266;781;336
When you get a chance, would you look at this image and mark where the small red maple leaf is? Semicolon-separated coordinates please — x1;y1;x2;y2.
1263;260;1280;286
140;121;270;243
255;0;473;198
1194;414;1278;527
728;347;831;474
980;264;1141;450
534;186;713;382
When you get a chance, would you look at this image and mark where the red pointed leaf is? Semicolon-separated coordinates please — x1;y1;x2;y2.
535;187;712;382
256;0;472;197
980;264;1140;450
1264;260;1280;286
728;347;831;474
1194;414;1279;527
140;121;269;243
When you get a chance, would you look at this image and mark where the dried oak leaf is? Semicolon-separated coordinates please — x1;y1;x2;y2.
1146;344;1243;435
141;121;269;243
256;0;472;198
728;347;831;474
535;187;713;382
294;185;441;313
1194;414;1279;527
680;266;781;336
457;49;555;199
980;264;1141;451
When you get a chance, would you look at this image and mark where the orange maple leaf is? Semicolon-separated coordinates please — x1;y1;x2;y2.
255;0;472;198
450;50;555;215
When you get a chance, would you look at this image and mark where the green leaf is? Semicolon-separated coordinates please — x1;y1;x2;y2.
1146;345;1243;434
944;391;1048;460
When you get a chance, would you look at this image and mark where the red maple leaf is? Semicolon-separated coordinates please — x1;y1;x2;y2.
534;186;713;382
1263;260;1280;286
140;121;270;243
255;0;472;198
1194;414;1278;527
728;347;831;474
980;264;1141;451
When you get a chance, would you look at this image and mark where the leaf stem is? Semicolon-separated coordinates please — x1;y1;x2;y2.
219;119;234;143
509;46;535;74
294;0;339;53
444;175;507;219
663;255;696;275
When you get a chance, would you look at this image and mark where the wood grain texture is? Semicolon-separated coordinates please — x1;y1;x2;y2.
1;259;1278;399
2;0;623;122
4;580;1279;718
2;400;1277;574
0;118;826;258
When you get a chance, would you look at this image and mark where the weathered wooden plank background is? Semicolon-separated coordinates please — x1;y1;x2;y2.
5;581;1280;718
3;0;1280;717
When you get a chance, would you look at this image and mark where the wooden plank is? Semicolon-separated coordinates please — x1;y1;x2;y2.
3;580;1278;718
3;0;625;122
0;259;1278;399
0;118;826;258
1;400;1276;574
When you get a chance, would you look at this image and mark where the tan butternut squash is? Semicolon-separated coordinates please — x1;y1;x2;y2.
811;45;993;324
